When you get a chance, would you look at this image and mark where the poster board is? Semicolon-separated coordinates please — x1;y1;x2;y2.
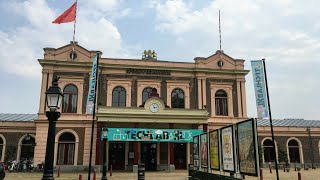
200;133;208;168
221;125;235;172
209;130;220;170
193;136;199;167
237;119;258;176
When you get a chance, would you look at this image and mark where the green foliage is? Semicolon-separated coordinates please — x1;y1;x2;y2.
278;146;288;164
258;144;263;165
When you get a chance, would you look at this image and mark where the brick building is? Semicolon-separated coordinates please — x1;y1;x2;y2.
0;42;319;170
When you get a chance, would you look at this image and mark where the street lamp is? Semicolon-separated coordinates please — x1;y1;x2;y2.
42;76;63;180
101;126;109;180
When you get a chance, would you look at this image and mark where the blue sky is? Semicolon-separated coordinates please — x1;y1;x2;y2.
0;0;319;120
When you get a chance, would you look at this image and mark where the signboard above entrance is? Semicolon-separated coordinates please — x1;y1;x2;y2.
104;128;203;142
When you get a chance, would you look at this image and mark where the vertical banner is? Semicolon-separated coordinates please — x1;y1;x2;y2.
200;134;208;168
237;119;258;176
86;53;98;114
251;60;269;119
193;136;199;167
221;125;235;172
209;130;220;170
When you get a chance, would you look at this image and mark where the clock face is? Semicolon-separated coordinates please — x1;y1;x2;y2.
149;103;159;113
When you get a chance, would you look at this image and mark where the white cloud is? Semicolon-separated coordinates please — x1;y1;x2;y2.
151;0;320;119
0;0;129;78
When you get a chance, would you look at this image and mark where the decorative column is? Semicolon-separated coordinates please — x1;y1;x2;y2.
169;123;175;172
197;78;202;109
95;123;102;165
202;78;206;109
241;80;247;117
236;80;243;118
133;123;139;173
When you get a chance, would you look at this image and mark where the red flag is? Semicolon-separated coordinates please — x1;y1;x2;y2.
52;2;77;24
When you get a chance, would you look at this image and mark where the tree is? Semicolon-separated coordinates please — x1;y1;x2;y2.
278;146;289;166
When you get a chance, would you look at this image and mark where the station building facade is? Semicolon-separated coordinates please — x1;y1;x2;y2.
0;42;319;170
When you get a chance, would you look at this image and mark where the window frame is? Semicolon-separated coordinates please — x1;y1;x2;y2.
62;84;78;113
215;90;228;116
171;88;185;108
112;86;126;107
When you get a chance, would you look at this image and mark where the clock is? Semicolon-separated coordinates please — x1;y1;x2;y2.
149;103;159;113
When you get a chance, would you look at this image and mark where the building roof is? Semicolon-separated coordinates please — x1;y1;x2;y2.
257;119;320;128
0;113;37;122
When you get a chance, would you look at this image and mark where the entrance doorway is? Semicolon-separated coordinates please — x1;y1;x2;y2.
141;143;157;171
109;142;125;170
174;143;186;169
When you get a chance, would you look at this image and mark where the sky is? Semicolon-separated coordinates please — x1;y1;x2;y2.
0;0;319;120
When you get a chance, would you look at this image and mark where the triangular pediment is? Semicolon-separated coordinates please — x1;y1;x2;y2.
43;42;99;62
194;50;245;70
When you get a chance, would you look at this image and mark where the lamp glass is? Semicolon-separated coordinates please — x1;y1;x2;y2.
102;131;108;139
46;93;63;110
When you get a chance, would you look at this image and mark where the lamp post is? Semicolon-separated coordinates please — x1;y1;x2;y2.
42;77;63;180
101;126;108;180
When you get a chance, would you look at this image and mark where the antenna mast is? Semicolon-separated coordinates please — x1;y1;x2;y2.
219;9;222;51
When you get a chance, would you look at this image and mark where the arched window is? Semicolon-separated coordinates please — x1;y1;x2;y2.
142;87;153;104
288;139;300;163
171;88;185;108
62;84;78;113
20;135;35;161
57;132;75;165
112;86;126;107
263;139;276;162
215;90;228;116
0;135;4;162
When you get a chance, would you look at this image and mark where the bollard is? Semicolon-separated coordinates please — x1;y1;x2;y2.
57;166;60;177
138;164;145;180
260;168;263;180
298;172;301;180
269;164;272;174
110;165;112;176
79;174;82;180
93;169;96;180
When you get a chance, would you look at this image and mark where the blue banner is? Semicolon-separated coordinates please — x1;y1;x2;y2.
103;128;203;142
251;60;269;119
86;53;98;114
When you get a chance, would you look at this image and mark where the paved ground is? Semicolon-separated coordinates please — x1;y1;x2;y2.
3;169;320;180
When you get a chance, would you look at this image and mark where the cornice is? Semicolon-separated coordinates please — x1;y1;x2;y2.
38;59;250;75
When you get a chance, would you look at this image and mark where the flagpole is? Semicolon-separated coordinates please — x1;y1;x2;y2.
72;0;78;59
262;58;279;180
88;52;100;180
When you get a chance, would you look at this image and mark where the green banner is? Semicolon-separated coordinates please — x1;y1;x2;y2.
103;128;203;142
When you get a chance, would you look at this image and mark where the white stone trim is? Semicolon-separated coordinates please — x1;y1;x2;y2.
210;85;233;117
137;80;161;107
166;80;190;109
17;134;36;161
54;129;79;166
286;137;304;164
107;79;132;107
261;137;278;164
59;77;84;114
0;134;6;162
